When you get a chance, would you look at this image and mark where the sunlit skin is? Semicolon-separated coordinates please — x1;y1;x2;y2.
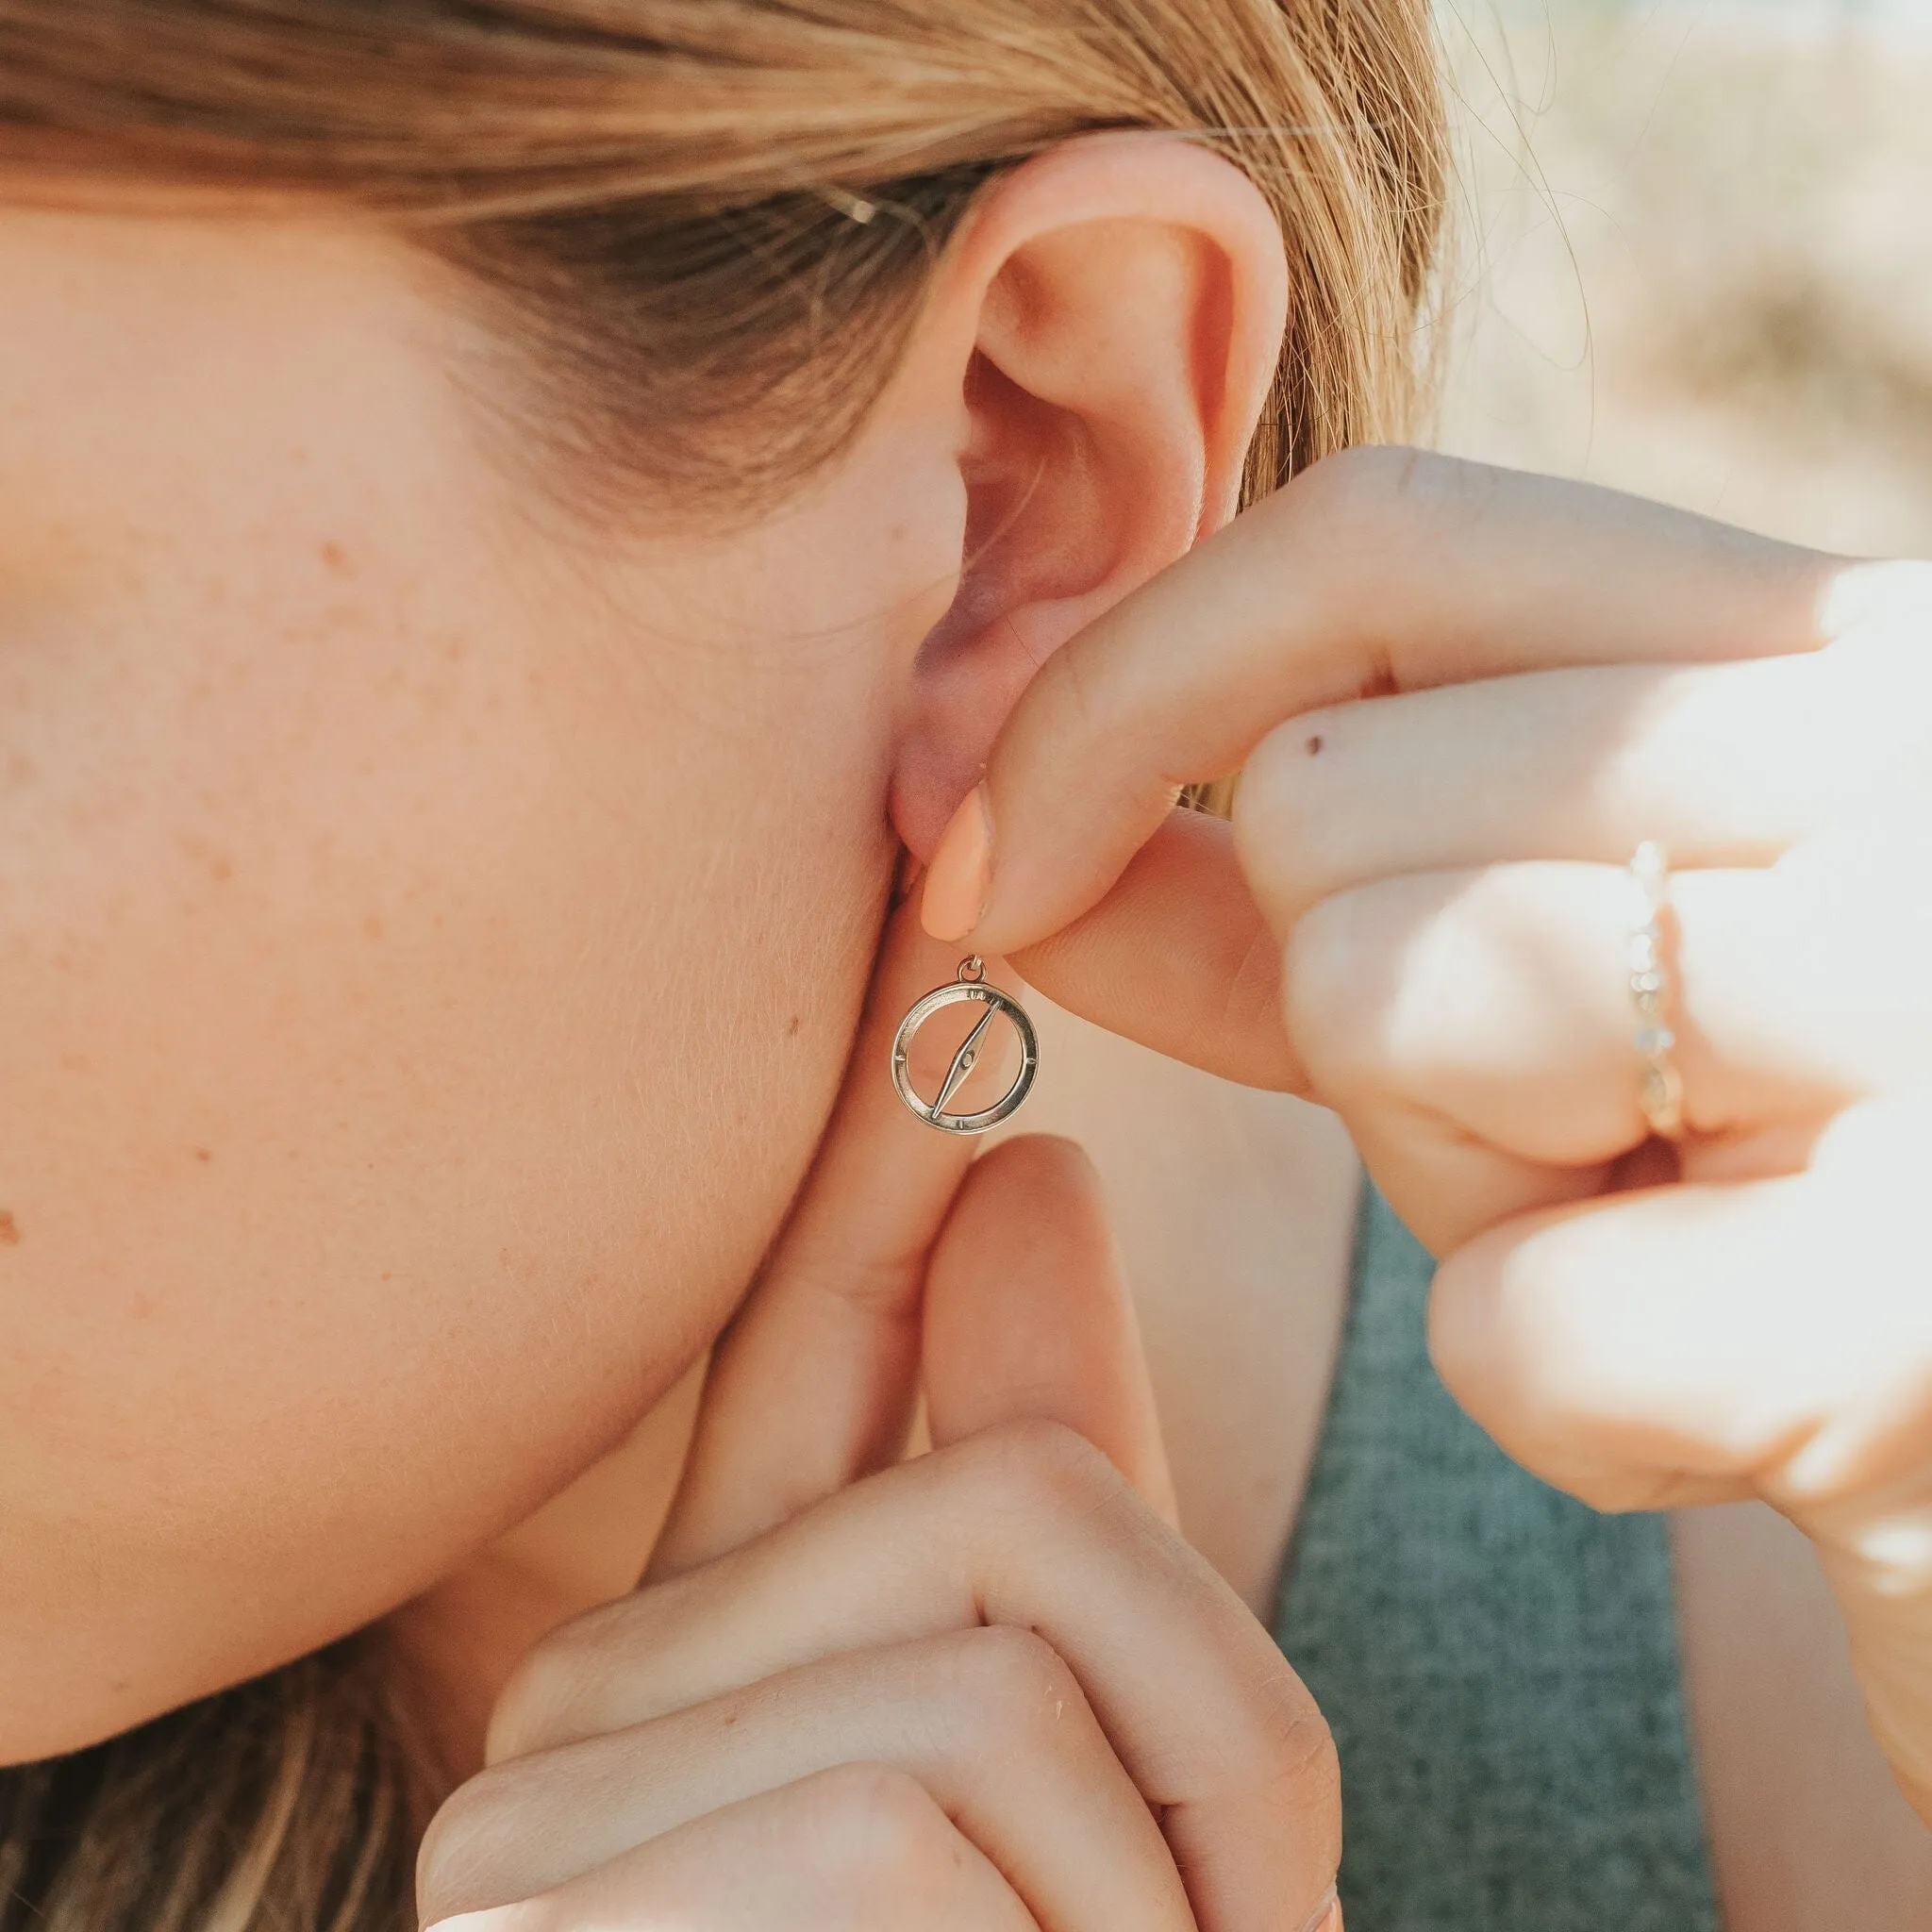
935;449;1932;1922
0;199;962;1754
8;121;1932;1932
1;136;1366;1932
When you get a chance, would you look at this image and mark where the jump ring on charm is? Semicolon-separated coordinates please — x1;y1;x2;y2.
891;959;1038;1135
1627;841;1686;1141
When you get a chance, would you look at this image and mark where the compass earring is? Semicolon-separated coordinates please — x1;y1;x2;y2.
891;956;1039;1135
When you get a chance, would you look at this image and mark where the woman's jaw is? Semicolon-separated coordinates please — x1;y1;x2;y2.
0;132;1288;1763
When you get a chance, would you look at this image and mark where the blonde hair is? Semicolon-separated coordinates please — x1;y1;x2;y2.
0;1637;434;1932
0;1;1446;1923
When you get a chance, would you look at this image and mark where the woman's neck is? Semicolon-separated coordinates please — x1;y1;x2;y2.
385;1358;706;1779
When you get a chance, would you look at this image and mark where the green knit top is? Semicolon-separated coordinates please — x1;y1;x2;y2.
1272;1186;1719;1930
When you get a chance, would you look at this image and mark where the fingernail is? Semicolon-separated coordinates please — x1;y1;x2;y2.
921;782;992;942
1296;1885;1341;1932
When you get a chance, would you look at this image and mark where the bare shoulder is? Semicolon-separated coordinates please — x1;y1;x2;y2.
995;989;1359;1615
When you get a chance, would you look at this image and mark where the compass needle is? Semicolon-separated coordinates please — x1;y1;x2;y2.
932;1004;999;1116
889;958;1039;1135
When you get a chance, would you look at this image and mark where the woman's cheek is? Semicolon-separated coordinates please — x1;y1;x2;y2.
0;510;890;1759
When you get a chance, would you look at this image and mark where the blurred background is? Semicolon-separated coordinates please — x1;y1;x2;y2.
1437;0;1932;556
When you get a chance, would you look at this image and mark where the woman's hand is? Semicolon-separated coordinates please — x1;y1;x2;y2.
927;448;1932;1820
416;905;1341;1932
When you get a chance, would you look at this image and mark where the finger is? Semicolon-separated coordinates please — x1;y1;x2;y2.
991;642;1926;1096
1426;1099;1932;1519
1235;642;1931;934
651;895;1007;1578
423;1763;1041;1932
428;1630;1191;1932
1003;563;1930;1093
1278;843;1932;1251
1009;807;1303;1091
1426;1101;1932;1820
928;449;1836;955
923;1135;1179;1522
491;1423;1339;1932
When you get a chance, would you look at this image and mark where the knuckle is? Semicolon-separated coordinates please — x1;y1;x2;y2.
1287;441;1433;534
484;1607;619;1764
483;1587;682;1764
1279;893;1386;1103
414;1790;473;1915
415;1763;530;1927
947;1414;1129;1526
802;1762;954;1897
940;1624;1080;1754
1276;445;1465;658
485;1642;581;1767
1289;441;1394;510
1244;1664;1342;1818
1427;1272;1683;1516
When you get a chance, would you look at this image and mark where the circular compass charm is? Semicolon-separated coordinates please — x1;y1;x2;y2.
891;957;1039;1135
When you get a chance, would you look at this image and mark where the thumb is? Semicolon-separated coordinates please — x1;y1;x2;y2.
923;1133;1178;1524
647;895;991;1579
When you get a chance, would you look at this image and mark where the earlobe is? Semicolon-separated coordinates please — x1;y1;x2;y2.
886;134;1289;860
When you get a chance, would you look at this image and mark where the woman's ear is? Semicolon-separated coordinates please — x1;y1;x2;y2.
887;131;1290;858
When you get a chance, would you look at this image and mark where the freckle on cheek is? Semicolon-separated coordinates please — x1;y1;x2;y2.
0;1210;20;1244
1305;734;1324;757
786;1014;802;1037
